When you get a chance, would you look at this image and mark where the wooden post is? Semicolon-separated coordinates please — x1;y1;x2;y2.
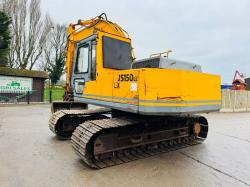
233;90;236;112
247;91;249;112
228;90;231;110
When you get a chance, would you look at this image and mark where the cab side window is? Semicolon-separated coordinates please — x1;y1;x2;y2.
75;44;89;73
91;41;96;80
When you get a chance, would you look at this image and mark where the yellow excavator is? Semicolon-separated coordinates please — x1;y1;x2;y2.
49;13;221;168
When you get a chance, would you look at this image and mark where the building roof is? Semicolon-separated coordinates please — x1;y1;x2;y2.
0;67;48;79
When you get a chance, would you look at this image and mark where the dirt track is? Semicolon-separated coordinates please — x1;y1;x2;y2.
1;105;250;187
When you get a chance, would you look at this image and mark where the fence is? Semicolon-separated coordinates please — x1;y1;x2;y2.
0;88;64;104
221;90;250;112
0;90;36;104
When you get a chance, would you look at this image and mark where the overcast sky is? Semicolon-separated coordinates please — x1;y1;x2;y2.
41;0;250;83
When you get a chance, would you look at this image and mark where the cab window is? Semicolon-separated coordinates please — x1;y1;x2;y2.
103;36;132;70
91;41;96;80
75;44;89;73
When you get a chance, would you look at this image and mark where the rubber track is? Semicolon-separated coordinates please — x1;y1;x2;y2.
71;118;205;169
49;108;111;136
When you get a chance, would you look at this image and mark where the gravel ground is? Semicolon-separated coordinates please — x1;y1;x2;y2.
0;105;250;187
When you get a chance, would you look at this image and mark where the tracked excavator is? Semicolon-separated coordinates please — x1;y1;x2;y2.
49;13;221;168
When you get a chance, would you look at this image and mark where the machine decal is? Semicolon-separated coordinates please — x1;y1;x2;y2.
130;83;138;92
114;82;120;88
118;74;137;82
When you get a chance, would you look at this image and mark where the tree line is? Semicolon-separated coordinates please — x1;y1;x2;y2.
0;0;67;85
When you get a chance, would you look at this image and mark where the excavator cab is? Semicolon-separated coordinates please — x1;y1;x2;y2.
72;34;133;97
51;19;134;113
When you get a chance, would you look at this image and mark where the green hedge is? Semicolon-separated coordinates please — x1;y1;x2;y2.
44;87;64;101
0;67;48;79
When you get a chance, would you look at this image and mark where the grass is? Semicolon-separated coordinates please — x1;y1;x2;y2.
44;87;64;101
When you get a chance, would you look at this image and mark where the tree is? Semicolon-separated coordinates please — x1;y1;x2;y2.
2;0;53;69
0;11;11;67
40;24;67;85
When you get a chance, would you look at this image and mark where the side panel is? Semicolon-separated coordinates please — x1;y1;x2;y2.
82;69;140;113
80;67;221;115
138;69;221;115
82;69;114;106
112;70;139;112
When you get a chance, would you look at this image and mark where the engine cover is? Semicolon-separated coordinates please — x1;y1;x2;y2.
132;56;202;72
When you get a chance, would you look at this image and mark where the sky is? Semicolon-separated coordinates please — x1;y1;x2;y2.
41;0;250;84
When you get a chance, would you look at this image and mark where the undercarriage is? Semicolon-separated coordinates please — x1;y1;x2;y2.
49;108;208;168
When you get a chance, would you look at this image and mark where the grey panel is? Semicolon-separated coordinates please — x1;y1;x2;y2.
132;57;160;68
74;96;138;113
132;56;202;72
84;94;138;102
84;93;221;104
139;105;221;116
103;36;132;70
74;96;220;116
160;58;202;72
139;99;221;104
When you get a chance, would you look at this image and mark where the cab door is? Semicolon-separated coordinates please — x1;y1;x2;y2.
71;36;96;98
